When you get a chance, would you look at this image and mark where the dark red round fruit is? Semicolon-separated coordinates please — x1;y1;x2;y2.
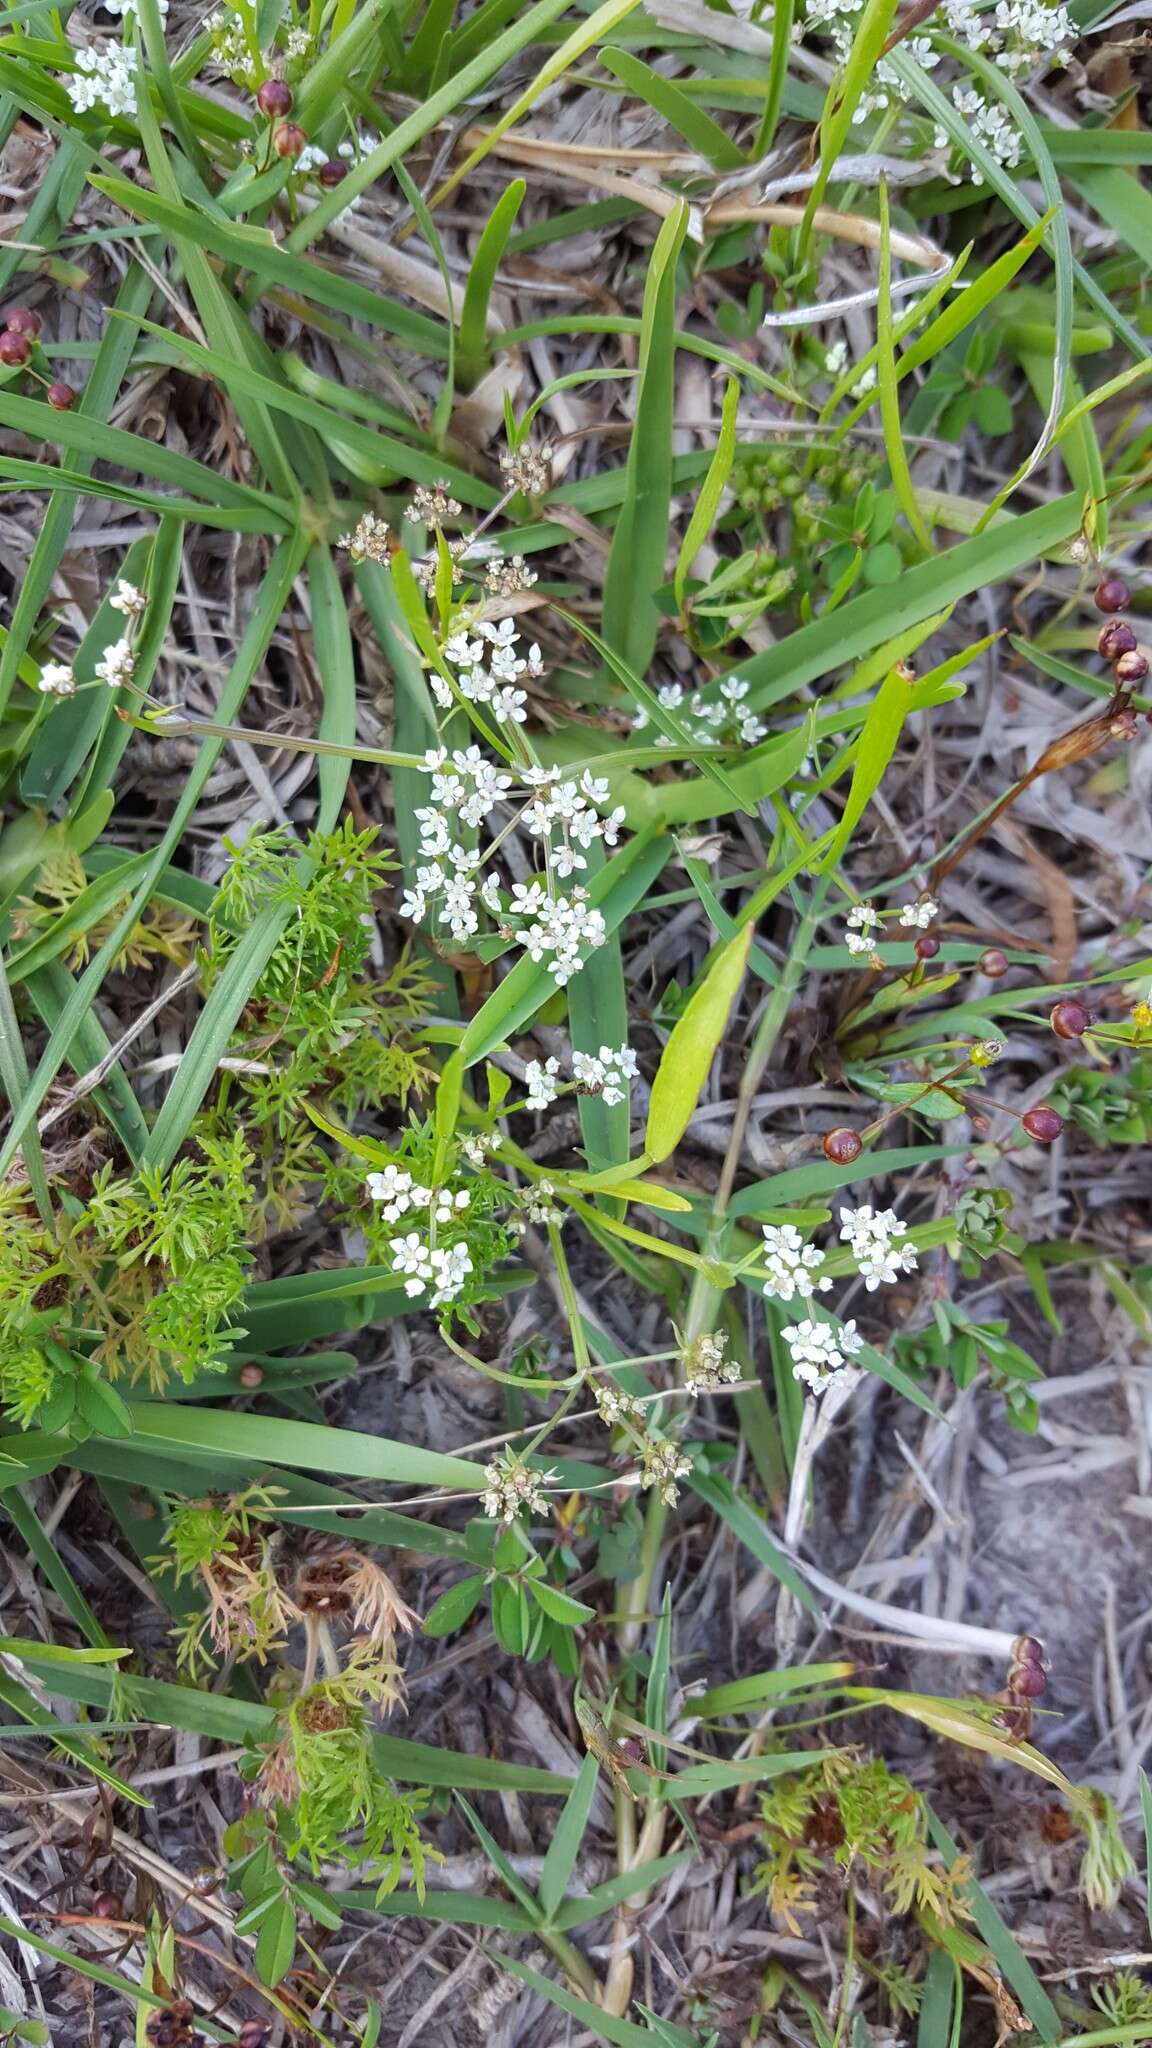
915;933;940;959
318;157;348;187
0;329;31;365
823;1127;863;1164
1095;575;1131;613
92;1890;123;1918
1051;1000;1091;1040
47;380;75;410
5;306;41;336
979;948;1008;978
1113;649;1149;685
1098;620;1137;660
238;1362;264;1388
256;77;293;117
1014;1634;1047;1665
273;120;307;157
1022;1104;1063;1143
1012;1663;1048;1698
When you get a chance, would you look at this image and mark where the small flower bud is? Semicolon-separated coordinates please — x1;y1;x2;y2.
238;1362;264;1388
979;948;1008;978
92;1891;123;1919
1098;620;1137;659
47;380;75;410
318;158;348;187
823;1127;863;1164
915;933;940;959
1113;650;1149;685
1022;1104;1063;1143
5;306;41;336
1095;575;1131;613
273;121;307;157
256;78;293;117
1012;1662;1048;1699
1050;1000;1091;1039
0;329;31;365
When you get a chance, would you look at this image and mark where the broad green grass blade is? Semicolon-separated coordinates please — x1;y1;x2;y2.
801;0;899;246
600;48;743;167
122;1401;485;1487
537;1752;600;1922
674;373;739;620
602;201;687;678
646;923;751;1163
458;180;525;386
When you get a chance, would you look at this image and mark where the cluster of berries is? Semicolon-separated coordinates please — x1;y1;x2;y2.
254;78;345;182
0;305;76;409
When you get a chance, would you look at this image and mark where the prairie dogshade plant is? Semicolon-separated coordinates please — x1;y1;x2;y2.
2;0;1152;2036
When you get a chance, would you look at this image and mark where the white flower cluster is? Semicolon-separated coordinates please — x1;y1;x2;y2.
640;1437;692;1506
839;1204;918;1291
782;1315;862;1393
481;1450;555;1524
524;1043;637;1109
437;619;545;728
899;896;938;930
804;0;1069;136
763;1205;918;1395
632;675;767;750
366;1168;474;1307
594;1379;645;1428
65;42;137;119
400;748;624;986
684;1329;742;1395
844;897;937;955
761;1224;831;1305
37;577;145;699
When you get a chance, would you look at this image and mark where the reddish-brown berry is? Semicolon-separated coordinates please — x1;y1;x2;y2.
47;380;75;410
915;933;940;959
1095;575;1131;613
318;158;348;187
273;120;307;157
256;78;293;117
1113;649;1149;685
1013;1634;1047;1665
92;1890;123;1919
979;948;1008;978
0;329;31;366
1050;1000;1091;1040
823;1127;863;1165
238;1362;264;1388
1098;620;1137;660
5;306;41;336
1022;1104;1063;1143
237;2026;269;2048
1012;1662;1048;1699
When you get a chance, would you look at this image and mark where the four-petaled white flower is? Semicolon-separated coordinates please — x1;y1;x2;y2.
839;1205;918;1290
38;662;75;697
761;1224;831;1305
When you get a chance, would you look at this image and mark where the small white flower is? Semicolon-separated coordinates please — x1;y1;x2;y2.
899;897;938;930
94;637;135;689
109;579;147;617
640;1436;692;1506
65;41;139;120
38;662;75;697
781;1315;861;1394
761;1223;831;1304
684;1330;742;1395
845;904;881;957
524;1057;561;1111
838;1204;918;1290
481;1450;555;1523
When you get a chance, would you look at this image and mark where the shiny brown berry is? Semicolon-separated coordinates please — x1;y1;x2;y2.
273;120;307;157
0;329;31;365
914;933;940;959
1050;1000;1091;1040
236;2027;269;2048
823;1127;863;1165
1012;1662;1048;1698
979;948;1008;978
1113;650;1149;685
1098;620;1137;660
47;380;75;410
92;1890;123;1918
256;78;293;117
5;306;41;336
1013;1634;1047;1665
1022;1104;1063;1143
1095;576;1131;613
238;1362;264;1388
318;158;348;187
